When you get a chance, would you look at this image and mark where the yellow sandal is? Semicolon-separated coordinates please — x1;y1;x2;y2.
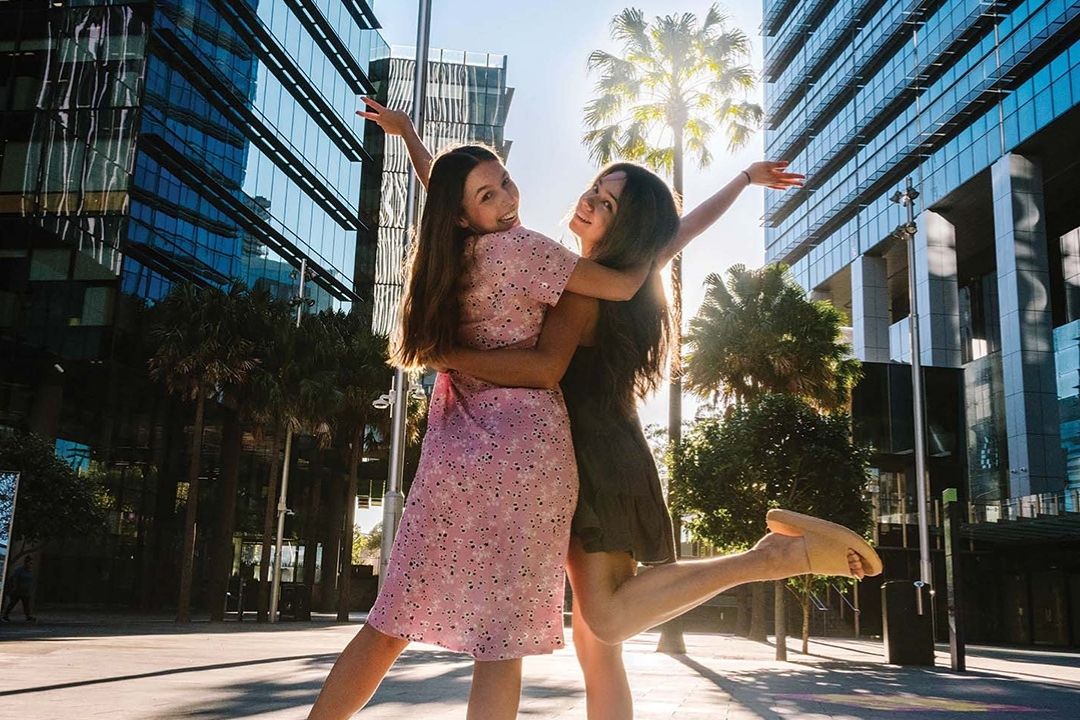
766;509;884;578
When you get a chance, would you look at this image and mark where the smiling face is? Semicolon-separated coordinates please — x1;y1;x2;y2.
568;170;627;256
457;159;521;234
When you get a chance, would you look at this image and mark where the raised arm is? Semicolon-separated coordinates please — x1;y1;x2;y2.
656;161;805;268
441;292;596;389
564;259;651;302
357;97;433;189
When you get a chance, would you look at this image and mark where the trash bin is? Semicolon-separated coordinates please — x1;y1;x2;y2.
280;584;312;621
881;580;934;666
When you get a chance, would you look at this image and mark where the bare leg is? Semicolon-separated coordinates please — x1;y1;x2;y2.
467;658;522;720
307;625;409;719
567;533;852;645
571;574;634;720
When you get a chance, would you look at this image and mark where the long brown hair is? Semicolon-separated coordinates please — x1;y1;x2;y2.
588;163;681;414
391;145;501;369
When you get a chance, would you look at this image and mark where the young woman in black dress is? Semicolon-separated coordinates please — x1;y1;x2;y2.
360;99;880;720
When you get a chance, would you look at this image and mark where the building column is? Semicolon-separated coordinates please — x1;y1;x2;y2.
914;210;962;367
992;153;1065;496
851;254;890;362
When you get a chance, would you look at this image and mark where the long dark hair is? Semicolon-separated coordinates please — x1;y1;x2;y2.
391;145;501;369
588;163;680;415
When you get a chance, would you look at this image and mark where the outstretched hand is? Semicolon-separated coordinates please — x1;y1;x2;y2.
745;161;805;190
356;96;413;137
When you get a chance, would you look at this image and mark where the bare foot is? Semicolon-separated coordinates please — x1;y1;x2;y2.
751;533;868;580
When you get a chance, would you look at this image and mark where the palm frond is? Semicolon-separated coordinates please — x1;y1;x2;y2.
611;7;652;54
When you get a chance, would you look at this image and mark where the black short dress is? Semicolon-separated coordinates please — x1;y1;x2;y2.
560;346;677;564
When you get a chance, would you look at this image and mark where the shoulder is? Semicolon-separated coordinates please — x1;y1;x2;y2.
480;227;572;255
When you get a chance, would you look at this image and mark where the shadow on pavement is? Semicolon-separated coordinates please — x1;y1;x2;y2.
167;650;475;719
675;654;1079;719
0;652;341;698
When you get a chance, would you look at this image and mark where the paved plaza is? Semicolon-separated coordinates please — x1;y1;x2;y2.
1;612;1078;719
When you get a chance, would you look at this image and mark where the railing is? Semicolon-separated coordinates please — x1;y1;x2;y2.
968;489;1080;523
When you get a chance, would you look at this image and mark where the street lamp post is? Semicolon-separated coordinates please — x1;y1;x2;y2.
890;178;934;613
381;0;432;585
269;258;315;623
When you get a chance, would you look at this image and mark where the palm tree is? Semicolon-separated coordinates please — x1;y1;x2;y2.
205;287;287;622
250;308;337;621
683;262;861;650
318;310;392;620
583;4;762;445
583;4;762;652
685;263;861;411
148;282;259;623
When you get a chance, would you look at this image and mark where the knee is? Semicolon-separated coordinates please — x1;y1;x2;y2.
576;610;625;646
359;624;408;654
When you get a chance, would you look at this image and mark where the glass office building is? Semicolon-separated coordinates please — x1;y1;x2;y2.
365;47;513;335
764;0;1080;645
0;1;386;607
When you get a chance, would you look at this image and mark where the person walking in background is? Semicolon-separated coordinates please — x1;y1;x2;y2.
3;555;37;622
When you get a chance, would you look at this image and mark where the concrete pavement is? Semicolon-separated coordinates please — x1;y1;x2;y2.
1;612;1078;719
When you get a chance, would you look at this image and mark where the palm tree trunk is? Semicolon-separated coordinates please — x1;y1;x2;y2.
658;124;686;655
176;389;207;623
257;430;282;622
337;430;363;621
207;407;243;621
302;459;322;616
774;580;787;660
320;460;345;613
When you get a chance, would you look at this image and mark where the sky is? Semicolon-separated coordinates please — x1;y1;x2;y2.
374;0;770;429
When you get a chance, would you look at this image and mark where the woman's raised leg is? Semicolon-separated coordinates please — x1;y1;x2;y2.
307;625;409;719
467;658;523;720
569;558;635;720
567;532;853;645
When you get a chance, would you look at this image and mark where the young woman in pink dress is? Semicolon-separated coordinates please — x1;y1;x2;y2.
307;103;880;720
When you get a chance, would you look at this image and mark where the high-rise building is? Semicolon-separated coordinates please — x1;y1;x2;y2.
0;0;387;607
365;47;513;335
764;1;1080;645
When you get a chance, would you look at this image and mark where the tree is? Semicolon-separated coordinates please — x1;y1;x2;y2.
205;287;288;622
148;282;258;623
671;394;871;645
680;262;864;649
685;264;861;411
583;4;762;444
584;6;762;652
0;432;108;563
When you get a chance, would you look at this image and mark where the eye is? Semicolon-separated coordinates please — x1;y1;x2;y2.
480;192;493;202
502;175;511;186
603;200;613;212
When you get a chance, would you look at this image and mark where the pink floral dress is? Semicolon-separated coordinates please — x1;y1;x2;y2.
366;227;580;660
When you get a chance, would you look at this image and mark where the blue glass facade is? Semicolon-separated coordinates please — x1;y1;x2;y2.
767;0;1080;645
0;0;387;346
0;0;388;608
765;0;1080;490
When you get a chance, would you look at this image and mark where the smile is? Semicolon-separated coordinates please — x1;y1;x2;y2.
574;212;592;225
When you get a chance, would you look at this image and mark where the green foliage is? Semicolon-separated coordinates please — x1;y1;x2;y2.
583;4;763;167
684;264;861;411
352;523;382;566
671;394;871;552
0;432;108;553
147;282;260;403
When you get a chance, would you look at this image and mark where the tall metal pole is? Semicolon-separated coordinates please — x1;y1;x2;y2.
270;258;309;622
381;0;432;587
894;178;934;612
